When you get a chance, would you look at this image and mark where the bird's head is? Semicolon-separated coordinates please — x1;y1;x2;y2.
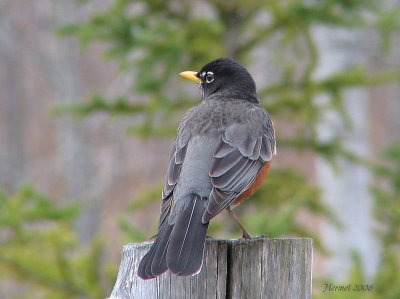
180;58;258;102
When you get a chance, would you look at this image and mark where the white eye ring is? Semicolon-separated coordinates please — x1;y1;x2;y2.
205;71;214;83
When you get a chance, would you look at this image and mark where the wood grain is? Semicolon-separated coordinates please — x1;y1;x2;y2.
109;238;312;299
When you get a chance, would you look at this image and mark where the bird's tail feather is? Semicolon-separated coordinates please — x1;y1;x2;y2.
137;194;209;279
167;194;209;276
137;221;174;279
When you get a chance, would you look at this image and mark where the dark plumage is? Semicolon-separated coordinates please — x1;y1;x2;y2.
197;58;258;102
137;58;276;279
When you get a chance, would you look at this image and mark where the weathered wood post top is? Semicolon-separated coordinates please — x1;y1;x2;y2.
109;237;313;299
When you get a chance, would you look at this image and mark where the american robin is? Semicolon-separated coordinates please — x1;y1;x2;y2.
137;58;276;279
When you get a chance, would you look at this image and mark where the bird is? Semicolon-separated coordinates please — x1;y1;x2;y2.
137;58;276;279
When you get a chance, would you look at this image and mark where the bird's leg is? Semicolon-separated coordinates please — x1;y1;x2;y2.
149;234;158;240
226;206;252;240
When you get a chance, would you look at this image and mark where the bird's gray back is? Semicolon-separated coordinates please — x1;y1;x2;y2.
169;97;269;221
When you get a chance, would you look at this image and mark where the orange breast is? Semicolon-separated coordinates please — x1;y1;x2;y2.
232;161;271;206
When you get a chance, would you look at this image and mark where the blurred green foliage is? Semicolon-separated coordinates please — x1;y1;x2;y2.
314;252;375;299
58;0;400;245
370;144;400;299
59;0;398;241
314;144;400;298
58;0;399;143
0;186;113;299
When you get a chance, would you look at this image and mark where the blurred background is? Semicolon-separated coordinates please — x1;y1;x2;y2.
1;0;399;298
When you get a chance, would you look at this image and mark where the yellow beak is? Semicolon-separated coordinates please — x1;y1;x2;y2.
179;71;202;83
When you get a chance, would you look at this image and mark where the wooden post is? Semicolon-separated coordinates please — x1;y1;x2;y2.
109;238;313;299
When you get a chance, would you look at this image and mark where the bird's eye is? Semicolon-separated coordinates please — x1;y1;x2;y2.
205;72;214;83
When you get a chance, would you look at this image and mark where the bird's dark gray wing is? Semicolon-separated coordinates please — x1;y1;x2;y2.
159;143;187;226
202;108;275;223
159;108;194;226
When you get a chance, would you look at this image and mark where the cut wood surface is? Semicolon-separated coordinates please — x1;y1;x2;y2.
109;237;313;299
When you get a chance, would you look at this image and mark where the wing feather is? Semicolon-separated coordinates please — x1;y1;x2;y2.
202;108;275;223
160;108;194;226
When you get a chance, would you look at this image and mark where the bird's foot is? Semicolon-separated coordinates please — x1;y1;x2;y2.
241;231;253;240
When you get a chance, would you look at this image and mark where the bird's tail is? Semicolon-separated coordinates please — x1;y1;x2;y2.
137;194;209;279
